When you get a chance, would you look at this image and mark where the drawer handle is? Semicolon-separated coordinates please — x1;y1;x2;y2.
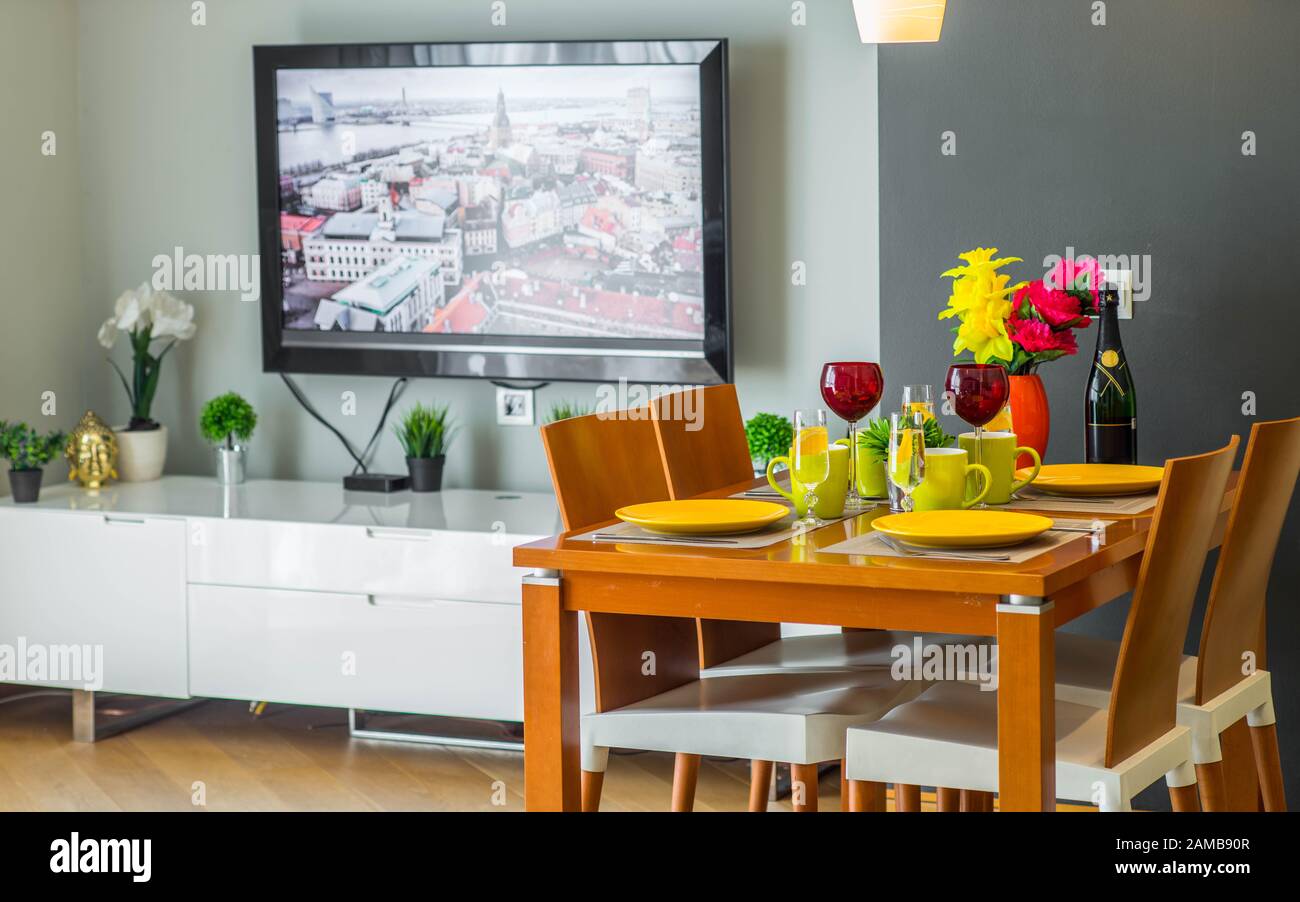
364;527;432;542
103;515;147;526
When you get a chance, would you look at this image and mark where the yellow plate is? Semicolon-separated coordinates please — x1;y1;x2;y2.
1019;463;1164;496
872;510;1053;549
615;500;789;536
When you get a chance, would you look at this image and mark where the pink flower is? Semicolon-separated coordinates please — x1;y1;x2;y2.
1046;256;1103;293
1008;312;1079;355
1015;280;1090;329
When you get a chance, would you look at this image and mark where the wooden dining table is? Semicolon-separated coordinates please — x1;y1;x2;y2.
513;474;1241;812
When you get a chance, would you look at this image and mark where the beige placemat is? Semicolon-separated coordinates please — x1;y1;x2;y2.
575;508;858;550
1003;490;1157;516
818;518;1116;563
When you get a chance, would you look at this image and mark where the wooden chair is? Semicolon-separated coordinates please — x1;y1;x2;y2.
541;409;929;811
844;437;1239;812
1052;416;1299;810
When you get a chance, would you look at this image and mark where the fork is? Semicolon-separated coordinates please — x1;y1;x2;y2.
875;533;1012;562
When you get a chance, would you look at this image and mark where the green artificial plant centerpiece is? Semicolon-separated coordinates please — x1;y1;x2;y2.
199;393;258;450
394;403;456;460
745;412;794;468
856;416;955;464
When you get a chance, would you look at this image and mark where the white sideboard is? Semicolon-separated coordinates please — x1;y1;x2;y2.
0;477;561;727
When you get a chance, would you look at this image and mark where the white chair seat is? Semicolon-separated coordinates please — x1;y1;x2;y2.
844;681;1196;811
702;630;992;679
583;669;929;770
1053;632;1276;765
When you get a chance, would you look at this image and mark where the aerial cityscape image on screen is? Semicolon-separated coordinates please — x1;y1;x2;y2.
275;65;706;342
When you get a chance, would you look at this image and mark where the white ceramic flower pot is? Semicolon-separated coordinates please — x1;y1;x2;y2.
114;425;168;482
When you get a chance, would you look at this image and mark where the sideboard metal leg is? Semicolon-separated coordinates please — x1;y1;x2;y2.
70;690;207;743
348;709;525;751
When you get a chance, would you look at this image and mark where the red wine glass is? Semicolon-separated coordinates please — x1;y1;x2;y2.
821;362;884;511
945;363;1010;507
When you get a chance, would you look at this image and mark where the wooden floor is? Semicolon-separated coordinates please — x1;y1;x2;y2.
0;687;1091;812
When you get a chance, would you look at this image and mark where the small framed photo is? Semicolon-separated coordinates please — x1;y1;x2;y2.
496;386;535;426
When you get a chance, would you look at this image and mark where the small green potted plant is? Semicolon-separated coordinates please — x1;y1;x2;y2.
857;416;955;504
744;412;794;476
394;403;456;492
543;400;593;425
0;421;67;503
199;392;257;485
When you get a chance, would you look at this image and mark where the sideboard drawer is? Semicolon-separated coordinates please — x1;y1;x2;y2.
187;518;528;603
187;585;523;720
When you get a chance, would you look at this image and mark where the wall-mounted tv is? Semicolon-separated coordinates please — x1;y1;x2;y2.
254;40;731;384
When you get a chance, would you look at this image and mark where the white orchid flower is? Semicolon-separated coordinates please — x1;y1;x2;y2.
149;290;197;342
97;317;120;350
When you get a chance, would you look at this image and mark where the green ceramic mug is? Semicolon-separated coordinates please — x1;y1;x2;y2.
958;431;1042;505
767;441;850;518
911;448;992;512
854;444;889;499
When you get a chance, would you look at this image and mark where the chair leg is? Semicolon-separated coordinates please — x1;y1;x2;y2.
749;760;773;812
895;783;922;812
671;753;700;812
1169;781;1201;812
961;789;994;812
848;780;887;812
1194;761;1229;812
937;787;961;812
1249;723;1287;812
581;770;604;812
790;763;820;812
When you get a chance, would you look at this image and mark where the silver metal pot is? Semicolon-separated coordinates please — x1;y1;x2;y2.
216;447;246;485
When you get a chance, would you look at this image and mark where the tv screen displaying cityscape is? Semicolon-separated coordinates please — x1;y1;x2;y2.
255;41;731;384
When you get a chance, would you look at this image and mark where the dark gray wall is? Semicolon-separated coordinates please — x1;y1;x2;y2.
879;0;1299;808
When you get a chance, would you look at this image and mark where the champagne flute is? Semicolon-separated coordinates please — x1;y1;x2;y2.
792;409;831;529
889;411;926;513
900;384;935;421
944;364;1010;508
820;362;884;512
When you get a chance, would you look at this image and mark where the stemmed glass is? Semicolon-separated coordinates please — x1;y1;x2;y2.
820;362;884;512
888;411;926;513
792;409;831;530
945;364;1010;508
900;384;934;421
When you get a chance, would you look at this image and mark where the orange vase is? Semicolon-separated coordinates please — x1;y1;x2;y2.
1008;373;1050;470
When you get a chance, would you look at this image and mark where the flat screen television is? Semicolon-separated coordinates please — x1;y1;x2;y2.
253;40;731;385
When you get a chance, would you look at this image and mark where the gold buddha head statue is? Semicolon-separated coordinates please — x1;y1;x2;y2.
65;411;119;489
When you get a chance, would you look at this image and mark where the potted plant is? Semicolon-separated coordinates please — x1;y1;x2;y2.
98;282;197;482
1;422;67;503
938;249;1099;467
199;392;257;485
857;416;954;503
543;400;593;424
394;403;455;493
745;412;794;476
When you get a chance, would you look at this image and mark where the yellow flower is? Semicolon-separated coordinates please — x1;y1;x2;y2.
938;248;1027;364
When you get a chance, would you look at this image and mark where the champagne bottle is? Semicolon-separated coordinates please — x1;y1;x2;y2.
1085;288;1137;464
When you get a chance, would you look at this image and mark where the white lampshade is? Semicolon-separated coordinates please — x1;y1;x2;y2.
853;0;947;44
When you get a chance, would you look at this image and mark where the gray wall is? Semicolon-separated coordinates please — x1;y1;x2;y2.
73;0;880;492
0;0;82;495
878;0;1299;807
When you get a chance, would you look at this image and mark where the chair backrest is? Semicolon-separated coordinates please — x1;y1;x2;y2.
1105;437;1238;767
651;383;783;669
652;384;755;500
1196;416;1300;704
539;409;700;712
540;409;669;534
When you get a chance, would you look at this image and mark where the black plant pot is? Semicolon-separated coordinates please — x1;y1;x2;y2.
8;468;44;504
406;455;445;493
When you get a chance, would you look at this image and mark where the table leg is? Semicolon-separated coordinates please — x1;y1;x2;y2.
522;573;581;811
996;597;1055;811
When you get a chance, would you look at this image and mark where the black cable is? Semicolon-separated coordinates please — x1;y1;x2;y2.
279;374;408;475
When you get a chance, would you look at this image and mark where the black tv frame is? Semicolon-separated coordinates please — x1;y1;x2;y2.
253;39;731;385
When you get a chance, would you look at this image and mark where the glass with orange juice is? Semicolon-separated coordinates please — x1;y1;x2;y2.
792;409;830;528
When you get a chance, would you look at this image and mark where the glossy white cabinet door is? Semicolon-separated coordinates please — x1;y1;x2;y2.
0;510;188;697
187;518;531;604
188;585;524;720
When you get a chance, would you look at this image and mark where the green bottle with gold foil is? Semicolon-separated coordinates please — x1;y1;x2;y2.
1084;288;1137;464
